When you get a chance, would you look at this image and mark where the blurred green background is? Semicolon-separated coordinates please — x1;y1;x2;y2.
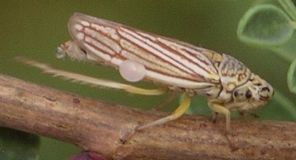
0;0;295;160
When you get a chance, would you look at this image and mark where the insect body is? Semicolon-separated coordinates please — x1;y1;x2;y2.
55;13;273;132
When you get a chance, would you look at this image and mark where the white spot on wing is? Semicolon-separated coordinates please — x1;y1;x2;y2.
119;60;146;82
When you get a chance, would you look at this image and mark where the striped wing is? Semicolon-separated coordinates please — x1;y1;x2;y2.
68;12;220;89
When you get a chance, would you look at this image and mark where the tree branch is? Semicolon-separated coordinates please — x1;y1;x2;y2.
0;74;295;160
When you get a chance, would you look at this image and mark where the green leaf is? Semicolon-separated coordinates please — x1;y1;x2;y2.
279;0;296;20
288;58;296;94
262;89;296;120
0;128;40;160
237;4;294;46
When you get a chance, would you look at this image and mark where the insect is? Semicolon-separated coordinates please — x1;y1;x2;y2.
24;12;274;133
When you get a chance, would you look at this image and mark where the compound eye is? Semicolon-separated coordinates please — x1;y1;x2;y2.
233;88;252;101
233;90;245;100
245;89;252;99
261;86;270;92
234;90;239;97
259;86;273;101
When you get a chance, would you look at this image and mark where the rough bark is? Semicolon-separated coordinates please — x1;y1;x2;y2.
0;74;295;160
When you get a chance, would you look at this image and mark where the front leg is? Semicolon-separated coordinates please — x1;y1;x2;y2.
208;102;231;132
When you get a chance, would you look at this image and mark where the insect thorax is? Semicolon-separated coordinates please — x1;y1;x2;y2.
196;52;252;105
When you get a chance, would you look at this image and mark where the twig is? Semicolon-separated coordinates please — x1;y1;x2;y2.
0;74;295;160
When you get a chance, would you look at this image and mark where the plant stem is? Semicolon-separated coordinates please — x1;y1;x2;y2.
0;74;296;160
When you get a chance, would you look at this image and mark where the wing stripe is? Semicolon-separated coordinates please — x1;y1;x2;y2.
154;37;212;75
78;21;208;81
76;28;115;60
84;27;121;53
68;13;221;87
76;23;128;64
137;31;216;74
83;38;126;66
83;42;111;61
118;33;204;80
77;22;190;80
76;24;189;80
120;48;181;76
137;31;218;77
121;49;203;81
137;31;217;76
161;38;217;74
80;24;185;78
137;31;205;63
74;18;212;80
156;38;211;71
119;38;200;80
84;35;114;56
136;30;213;72
117;28;197;75
119;27;214;79
83;33;207;83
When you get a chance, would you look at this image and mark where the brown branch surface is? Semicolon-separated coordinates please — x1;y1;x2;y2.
0;74;295;160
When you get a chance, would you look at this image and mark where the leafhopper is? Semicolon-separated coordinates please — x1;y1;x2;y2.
23;13;274;132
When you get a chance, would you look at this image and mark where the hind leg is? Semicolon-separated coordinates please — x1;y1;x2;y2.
120;93;191;143
137;93;191;130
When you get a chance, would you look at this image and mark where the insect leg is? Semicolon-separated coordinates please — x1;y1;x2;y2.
16;57;166;96
123;85;166;95
137;93;191;130
212;112;218;123
208;102;231;132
